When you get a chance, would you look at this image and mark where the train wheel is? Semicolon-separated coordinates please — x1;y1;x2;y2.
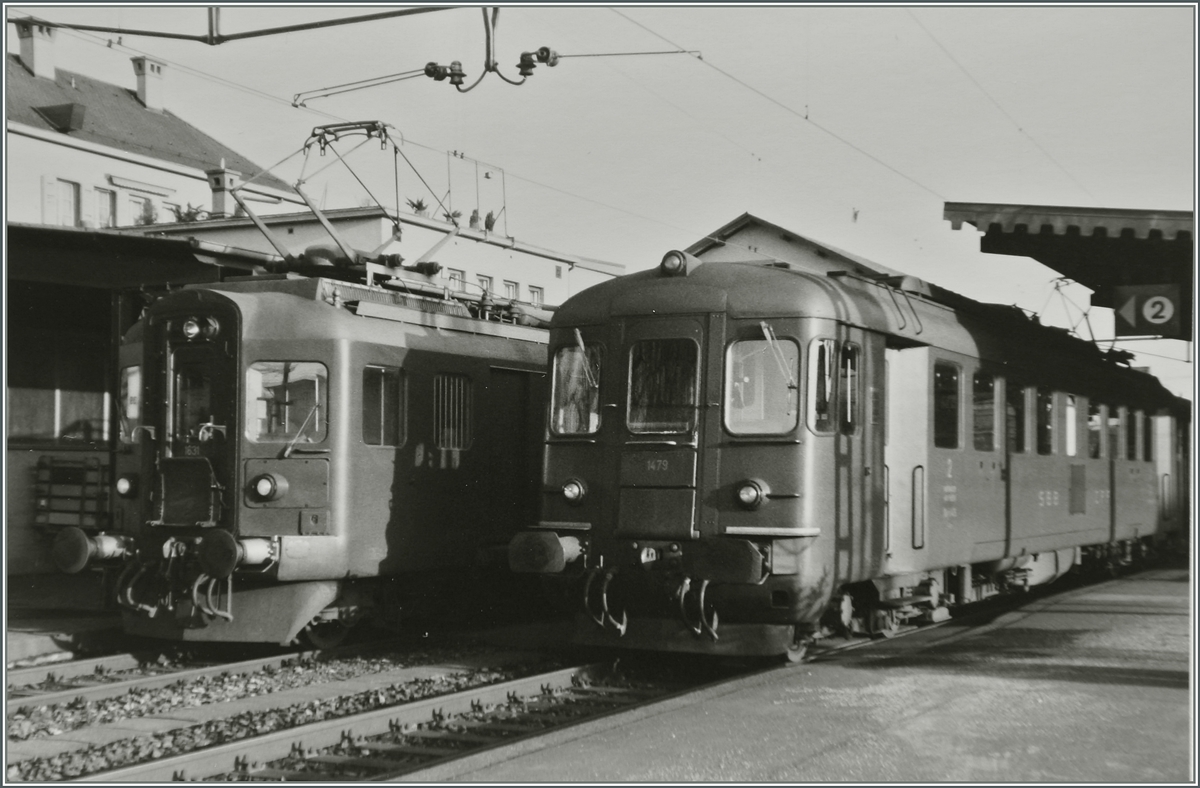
302;620;351;650
784;640;808;665
869;608;899;639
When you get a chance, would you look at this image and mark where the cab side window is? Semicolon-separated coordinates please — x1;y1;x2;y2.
808;339;837;434
363;365;405;446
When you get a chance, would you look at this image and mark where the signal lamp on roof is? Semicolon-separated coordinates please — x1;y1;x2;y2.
660;250;701;277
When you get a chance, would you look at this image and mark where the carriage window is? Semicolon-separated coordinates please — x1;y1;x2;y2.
1126;409;1141;460
363;366;405;446
725;337;799;435
808;339;836;434
1036;387;1054;455
551;341;602;435
434;373;473;450
1142;412;1153;461
1006;382;1026;454
118;365;142;445
972;371;995;451
1108;406;1122;459
839;344;860;435
933;363;960;449
247;361;328;443
1064;394;1077;457
627;338;698;433
1087;400;1103;458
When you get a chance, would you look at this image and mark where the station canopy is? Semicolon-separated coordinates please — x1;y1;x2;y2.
944;202;1193;336
6;223;281;289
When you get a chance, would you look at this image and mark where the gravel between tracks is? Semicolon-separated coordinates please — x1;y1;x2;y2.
7;644;566;782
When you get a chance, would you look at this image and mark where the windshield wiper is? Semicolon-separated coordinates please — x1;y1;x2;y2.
574;328;599;389
281;403;320;459
759;321;797;390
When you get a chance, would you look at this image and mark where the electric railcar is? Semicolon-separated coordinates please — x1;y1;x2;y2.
54;272;547;646
508;247;1189;660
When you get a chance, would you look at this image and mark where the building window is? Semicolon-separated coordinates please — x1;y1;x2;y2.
130;195;158;226
96;189;116;228
363;366;405;446
973;371;995;451
477;275;493;294
434;374;473;450
528;286;544;307
503;281;519;300
932;362;960;449
57;179;80;227
446;269;466;292
556;265;563;279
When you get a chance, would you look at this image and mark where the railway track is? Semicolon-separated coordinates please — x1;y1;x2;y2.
8;568;1159;782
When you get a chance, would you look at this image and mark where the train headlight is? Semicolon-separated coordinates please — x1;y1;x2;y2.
179;316;219;340
115;475;138;497
562;478;587;505
736;479;768;510
249;473;289;502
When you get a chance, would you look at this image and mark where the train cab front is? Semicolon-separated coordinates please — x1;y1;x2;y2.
54;288;335;644
510;252;826;658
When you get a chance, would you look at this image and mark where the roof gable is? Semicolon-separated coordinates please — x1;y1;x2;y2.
6;55;290;193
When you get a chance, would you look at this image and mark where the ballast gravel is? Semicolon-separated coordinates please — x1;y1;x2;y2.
7;644;558;782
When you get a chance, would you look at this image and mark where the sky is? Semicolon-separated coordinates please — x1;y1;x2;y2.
4;4;1196;396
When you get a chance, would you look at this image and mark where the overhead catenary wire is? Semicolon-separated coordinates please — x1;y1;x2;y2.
611;9;947;201
905;11;1096;202
24;7;1180;382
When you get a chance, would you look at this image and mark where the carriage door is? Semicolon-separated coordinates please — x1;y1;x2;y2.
158;341;236;527
839;327;887;579
615;316;706;540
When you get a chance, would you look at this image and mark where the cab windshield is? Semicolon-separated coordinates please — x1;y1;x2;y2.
725;338;799;435
627;338;698;433
551;343;602;435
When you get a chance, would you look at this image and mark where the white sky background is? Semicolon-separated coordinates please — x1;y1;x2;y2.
5;4;1196;396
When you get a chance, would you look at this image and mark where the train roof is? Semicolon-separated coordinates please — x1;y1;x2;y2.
554;257;1184;413
160;274;549;346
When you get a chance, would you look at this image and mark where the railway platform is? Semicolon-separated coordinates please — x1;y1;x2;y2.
4;572;122;668
435;566;1194;783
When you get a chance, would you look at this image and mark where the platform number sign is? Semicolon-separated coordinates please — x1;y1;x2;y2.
1113;284;1182;339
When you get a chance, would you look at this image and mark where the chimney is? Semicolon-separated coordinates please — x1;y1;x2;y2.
205;163;241;218
131;55;166;111
16;20;57;80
